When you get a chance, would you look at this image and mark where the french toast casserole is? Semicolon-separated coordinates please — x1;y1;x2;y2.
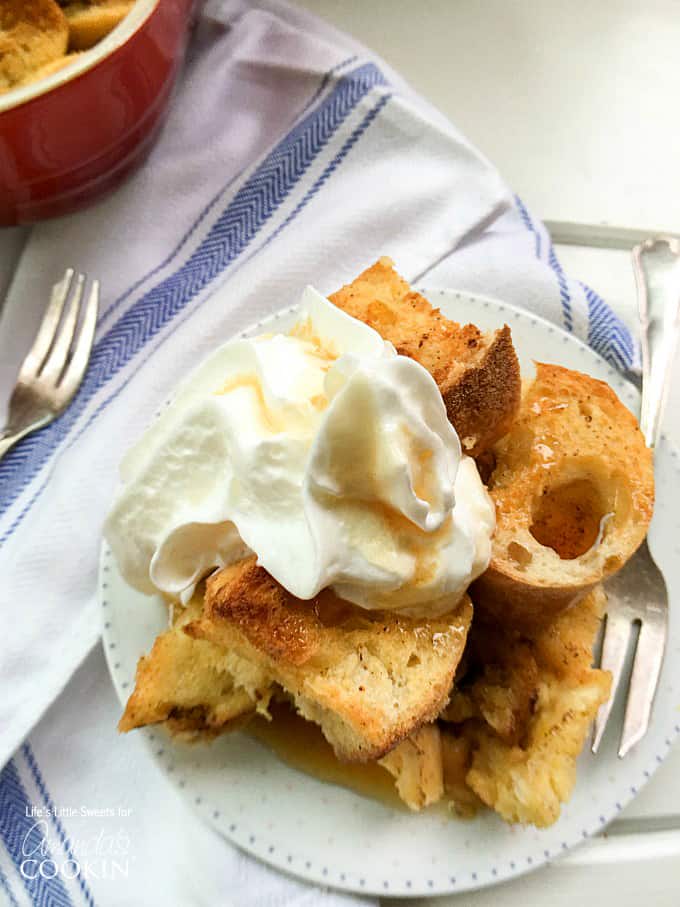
107;258;653;829
0;0;135;94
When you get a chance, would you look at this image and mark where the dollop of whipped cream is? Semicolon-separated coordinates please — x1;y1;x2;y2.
104;288;495;617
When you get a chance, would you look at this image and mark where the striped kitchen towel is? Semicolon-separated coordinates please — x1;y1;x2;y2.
0;0;636;904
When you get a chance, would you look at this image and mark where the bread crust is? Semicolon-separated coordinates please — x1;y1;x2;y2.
118;590;273;737
441;324;519;455
472;363;654;627
329;257;521;457
186;557;472;762
472;567;589;627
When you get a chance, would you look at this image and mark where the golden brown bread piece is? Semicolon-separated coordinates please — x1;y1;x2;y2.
0;0;68;92
185;556;472;762
472;363;654;627
118;575;608;823
443;635;539;746
19;51;81;86
62;1;133;50
441;586;611;826
118;590;273;741
378;724;444;810
329;257;521;457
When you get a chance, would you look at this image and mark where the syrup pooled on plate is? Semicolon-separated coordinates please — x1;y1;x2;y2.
247;701;404;809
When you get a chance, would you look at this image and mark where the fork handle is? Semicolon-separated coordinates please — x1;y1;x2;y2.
633;236;680;448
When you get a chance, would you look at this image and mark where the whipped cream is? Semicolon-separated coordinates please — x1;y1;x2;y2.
105;288;495;617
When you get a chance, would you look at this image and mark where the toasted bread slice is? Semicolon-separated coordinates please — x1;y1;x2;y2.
441;586;611;826
63;1;133;50
329;257;521;457
0;0;68;92
472;363;654;627
186;557;472;762
118;591;273;740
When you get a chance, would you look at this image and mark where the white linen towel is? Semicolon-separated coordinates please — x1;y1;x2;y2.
0;1;636;904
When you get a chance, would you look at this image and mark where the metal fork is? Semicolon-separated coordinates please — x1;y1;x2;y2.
592;237;680;757
0;269;99;462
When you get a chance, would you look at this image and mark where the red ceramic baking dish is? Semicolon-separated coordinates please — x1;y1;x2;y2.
0;0;197;225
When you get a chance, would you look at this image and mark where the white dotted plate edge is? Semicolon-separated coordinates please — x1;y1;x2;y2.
101;289;680;897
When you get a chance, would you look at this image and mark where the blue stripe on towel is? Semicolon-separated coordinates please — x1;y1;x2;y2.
513;194;542;259
581;281;634;370
547;245;573;332
513;196;640;349
0;759;73;907
0;863;20;907
238;93;392;269
98;55;360;329
97;166;246;330
301;54;359;117
22;745;95;907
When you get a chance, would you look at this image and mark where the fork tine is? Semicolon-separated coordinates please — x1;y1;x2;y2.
18;268;74;379
40;272;85;385
591;609;631;754
618;613;667;758
58;279;99;402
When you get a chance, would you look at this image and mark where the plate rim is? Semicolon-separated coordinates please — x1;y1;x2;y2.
100;287;680;897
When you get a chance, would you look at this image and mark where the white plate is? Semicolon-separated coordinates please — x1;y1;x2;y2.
101;289;680;897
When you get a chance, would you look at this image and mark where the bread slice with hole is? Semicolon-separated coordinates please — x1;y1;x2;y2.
0;0;68;92
329;257;521;458
119;590;274;740
472;363;654;627
185;556;472;762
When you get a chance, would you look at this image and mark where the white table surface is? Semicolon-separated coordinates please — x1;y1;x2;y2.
2;1;679;903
